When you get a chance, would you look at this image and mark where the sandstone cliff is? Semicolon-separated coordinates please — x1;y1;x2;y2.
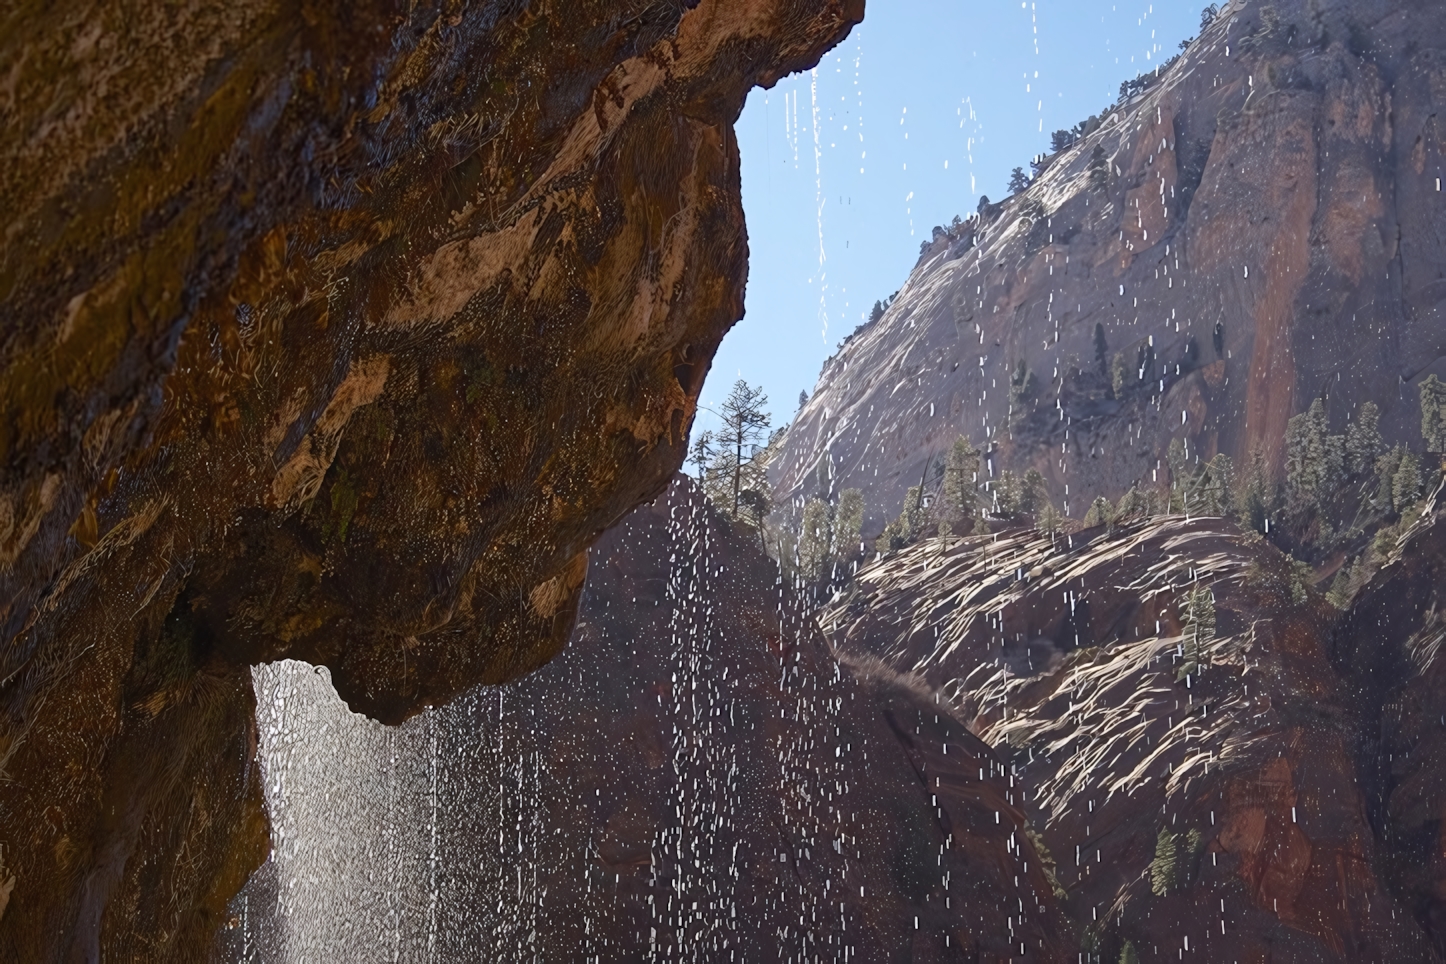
0;1;859;957
773;0;1446;534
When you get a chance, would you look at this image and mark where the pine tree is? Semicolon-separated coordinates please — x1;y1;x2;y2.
1012;359;1035;410
1115;485;1151;521
1421;375;1446;454
1008;167;1032;194
688;429;714;481
1083;496;1115;529
1020;469;1045;514
1094;323;1109;378
1393;449;1422;513
1150;827;1178;895
797;389;809;412
1375;446;1404;514
1345;401;1385;477
1199;453;1234;516
798;499;833;580
882;486;926;551
1120;941;1141;964
1181;585;1216;667
834;489;864;560
1327;558;1355;609
1088;145;1110;193
1111;352;1130;397
899;485;925;539
1037;502;1063;538
942;435;980;519
717;380;771;517
991;470;1042;518
1167;438;1191;512
1285;398;1344;517
1235;447;1273;533
737;486;771;533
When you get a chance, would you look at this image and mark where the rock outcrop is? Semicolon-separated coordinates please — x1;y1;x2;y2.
824;496;1446;960
218;477;1068;963
0;1;860;958
773;0;1446;532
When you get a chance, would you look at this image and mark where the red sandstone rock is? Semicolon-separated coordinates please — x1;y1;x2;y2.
0;2;860;957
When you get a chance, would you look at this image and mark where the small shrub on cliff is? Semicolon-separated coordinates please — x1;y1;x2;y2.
1150;826;1178;895
1088;145;1110;193
1025;826;1068;900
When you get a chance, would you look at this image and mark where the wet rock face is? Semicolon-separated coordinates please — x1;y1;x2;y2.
774;0;1446;531
825;507;1446;961
219;477;1068;963
0;1;859;958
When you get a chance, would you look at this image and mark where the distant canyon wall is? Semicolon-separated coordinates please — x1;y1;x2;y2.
775;0;1446;532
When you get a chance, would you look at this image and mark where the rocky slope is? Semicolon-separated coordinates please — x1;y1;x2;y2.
0;1;860;958
216;477;1068;963
824;487;1446;961
774;0;1446;532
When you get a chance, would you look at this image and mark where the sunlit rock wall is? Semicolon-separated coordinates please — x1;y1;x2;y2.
774;0;1446;531
824;488;1446;960
217;477;1068;963
0;1;861;958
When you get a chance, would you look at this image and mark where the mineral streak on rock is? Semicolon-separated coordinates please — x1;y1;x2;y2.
0;1;860;957
219;477;1068;962
773;0;1446;533
825;500;1446;961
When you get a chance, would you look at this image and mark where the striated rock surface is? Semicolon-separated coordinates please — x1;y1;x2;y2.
824;502;1446;961
218;477;1068;963
0;1;860;958
773;0;1446;531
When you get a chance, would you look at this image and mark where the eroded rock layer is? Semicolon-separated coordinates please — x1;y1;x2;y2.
825;495;1446;961
0;1;859;957
218;477;1067;963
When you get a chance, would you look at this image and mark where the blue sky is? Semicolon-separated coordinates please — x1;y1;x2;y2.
695;0;1204;437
